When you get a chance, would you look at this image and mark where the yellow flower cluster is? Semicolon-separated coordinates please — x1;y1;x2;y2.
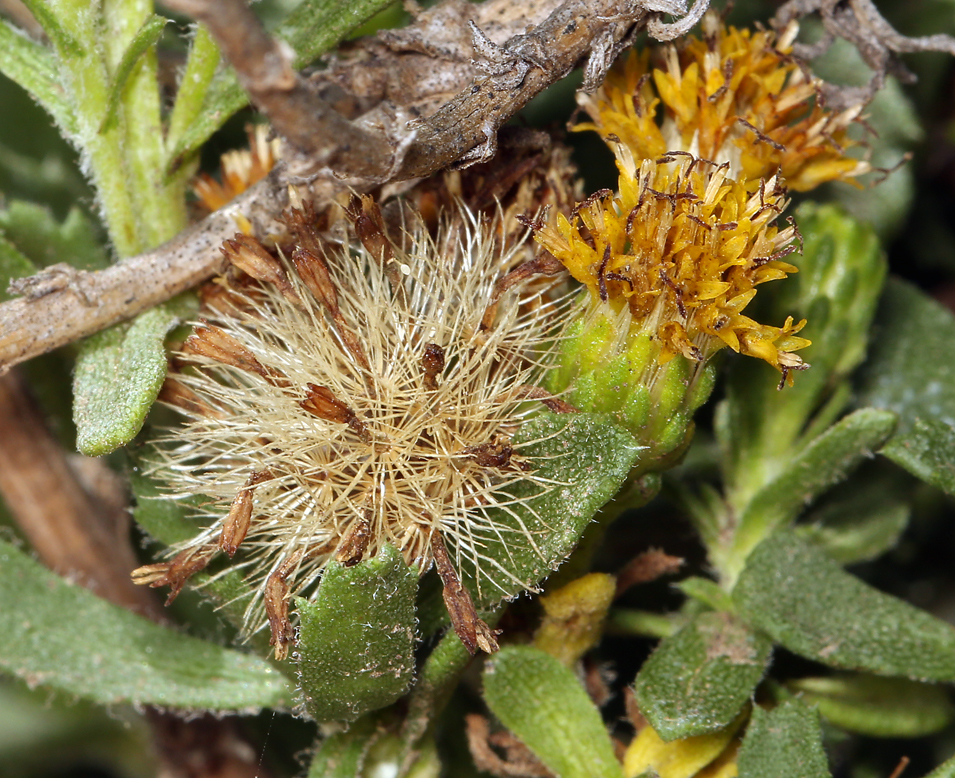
576;14;870;191
536;147;810;383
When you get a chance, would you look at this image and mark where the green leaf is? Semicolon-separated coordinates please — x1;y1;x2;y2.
99;14;169;133
0;538;290;709
165;25;220;159
789;674;955;738
483;646;624;778
17;0;83;56
166;0;395;166
634;611;772;741
307;715;381;778
730;408;897;571
74;296;196;456
795;482;910;565
881;417;955;496
856;278;955;438
737;699;831;778
0;201;109;270
924;754;955;778
0;21;75;134
296;544;417;723
464;412;644;607
733;530;955;681
0;234;36;304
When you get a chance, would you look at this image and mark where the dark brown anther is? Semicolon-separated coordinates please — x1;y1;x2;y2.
335;514;372;566
463;441;513;469
220;470;272;557
264;553;300;660
659;270;687;318
431;531;500;655
422;343;445;390
221;233;302;306
131;546;216;604
300;383;371;441
597;244;612;302
183;323;291;387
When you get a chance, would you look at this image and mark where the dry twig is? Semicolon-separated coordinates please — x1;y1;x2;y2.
0;0;705;372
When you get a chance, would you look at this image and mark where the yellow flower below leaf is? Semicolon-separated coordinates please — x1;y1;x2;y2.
535;148;810;384
577;13;870;192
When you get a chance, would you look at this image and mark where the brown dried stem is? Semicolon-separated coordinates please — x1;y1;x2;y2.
0;0;703;373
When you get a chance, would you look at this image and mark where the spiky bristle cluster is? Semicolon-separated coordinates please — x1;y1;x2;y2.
133;199;575;658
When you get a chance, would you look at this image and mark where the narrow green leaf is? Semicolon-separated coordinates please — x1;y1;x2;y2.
795;483;909;565
0;539;290;709
99;14;169;133
0;235;36;304
465;413;644;607
165;24;220;157
296;544;417;723
734;530;955;681
166;0;394;166
0;21;75;133
924;754;955;778
737;699;831;778
731;408;897;569
789;674;955;738
18;0;82;56
0;201;109;270
73;296;196;456
307;715;381;778
856;278;955;437
634;611;772;741
483;646;624;778
881;417;955;496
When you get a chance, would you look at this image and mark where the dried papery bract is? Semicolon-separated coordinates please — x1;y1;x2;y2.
133;202;575;658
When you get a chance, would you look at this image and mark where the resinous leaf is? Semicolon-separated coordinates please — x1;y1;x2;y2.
855;278;955;494
789;674;955;738
0;539;290;710
73;295;196;456
737;699;831;778
463;412;644;607
733;530;955;681
296;544;417;723
634;611;772;741
483;646;624;778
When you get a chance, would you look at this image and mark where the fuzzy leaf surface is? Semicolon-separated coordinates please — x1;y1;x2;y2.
0;235;36;303
483;646;624;778
0;539;290;709
856;278;955;491
464;412;644;606
100;14;169;132
634;611;772;741
734;530;955;680
789;674;955;738
737;699;831;778
0;201;108;270
167;0;395;165
731;408;897;564
307;715;380;777
925;754;955;778
0;20;75;133
296;544;417;723
74;296;195;455
881;417;955;496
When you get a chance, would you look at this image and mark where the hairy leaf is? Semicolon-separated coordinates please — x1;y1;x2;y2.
0;201;108;270
634;611;772;741
881;417;955;496
307;715;381;778
465;412;644;606
483;646;624;778
0;235;36;304
0;21;75;134
789;674;955;738
731;408;897;566
100;14;169;133
74;296;196;456
296;544;417;723
0;539;290;709
734;531;955;681
737;700;831;778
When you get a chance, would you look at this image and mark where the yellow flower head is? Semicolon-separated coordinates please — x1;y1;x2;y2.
577;13;870;192
535;148;810;382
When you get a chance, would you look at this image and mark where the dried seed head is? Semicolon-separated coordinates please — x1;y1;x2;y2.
137;202;574;656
